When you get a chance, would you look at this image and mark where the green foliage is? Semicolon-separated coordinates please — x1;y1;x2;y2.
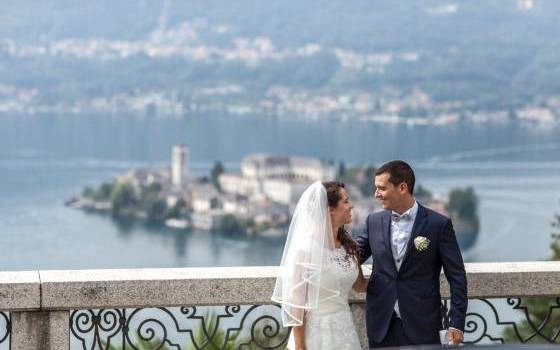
82;186;95;198
236;318;289;350
190;311;287;350
191;311;240;350
143;195;167;223
220;215;255;235
359;166;377;197
335;163;376;197
446;187;478;221
104;338;172;350
144;182;162;194
100;182;114;197
101;309;288;349
5;2;560;114
415;184;432;201
211;161;225;192
503;211;560;343
336;161;346;181
503;296;560;344
165;198;187;219
91;181;115;201
220;214;242;235
110;181;136;214
551;213;560;260
86;178;178;223
138;182;167;221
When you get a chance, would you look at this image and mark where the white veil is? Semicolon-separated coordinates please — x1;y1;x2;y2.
271;181;339;327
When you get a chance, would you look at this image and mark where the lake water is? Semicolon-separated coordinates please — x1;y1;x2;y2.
0;114;559;270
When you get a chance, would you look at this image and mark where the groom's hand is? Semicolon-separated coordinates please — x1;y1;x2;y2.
448;328;464;346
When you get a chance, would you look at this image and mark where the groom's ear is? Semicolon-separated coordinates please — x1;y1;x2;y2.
398;182;409;193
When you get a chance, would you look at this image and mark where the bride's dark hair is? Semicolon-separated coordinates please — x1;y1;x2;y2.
322;181;361;262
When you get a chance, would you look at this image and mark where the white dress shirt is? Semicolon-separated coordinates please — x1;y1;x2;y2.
390;200;418;317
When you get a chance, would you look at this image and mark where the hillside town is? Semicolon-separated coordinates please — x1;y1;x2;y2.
1;0;558;126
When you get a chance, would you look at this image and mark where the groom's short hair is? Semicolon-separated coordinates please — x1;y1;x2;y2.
375;160;415;195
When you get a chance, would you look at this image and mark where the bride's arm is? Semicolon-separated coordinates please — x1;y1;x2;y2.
292;323;306;350
352;264;368;292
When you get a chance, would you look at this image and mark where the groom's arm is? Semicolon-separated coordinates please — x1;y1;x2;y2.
354;214;372;264
439;219;468;332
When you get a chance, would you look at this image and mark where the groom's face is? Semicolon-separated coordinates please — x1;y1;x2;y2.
374;173;404;210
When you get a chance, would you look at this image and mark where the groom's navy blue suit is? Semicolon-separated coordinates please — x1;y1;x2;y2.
355;203;468;347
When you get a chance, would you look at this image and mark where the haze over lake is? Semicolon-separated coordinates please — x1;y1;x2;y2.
0;114;559;271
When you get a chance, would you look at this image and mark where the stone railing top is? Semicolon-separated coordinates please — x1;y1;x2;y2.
465;261;560;273
0;271;40;310
40;266;279;282
1;261;559;311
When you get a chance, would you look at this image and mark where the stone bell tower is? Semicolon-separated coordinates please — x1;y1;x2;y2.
171;144;189;189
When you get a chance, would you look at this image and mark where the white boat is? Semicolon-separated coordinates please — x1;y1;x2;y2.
164;218;189;229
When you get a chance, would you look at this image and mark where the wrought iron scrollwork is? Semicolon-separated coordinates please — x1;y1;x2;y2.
70;305;289;350
70;309;125;349
240;307;286;349
442;297;560;345
502;297;560;343
0;311;10;347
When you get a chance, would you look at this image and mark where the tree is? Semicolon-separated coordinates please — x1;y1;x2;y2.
336;161;346;181
145;197;167;223
110;181;136;215
220;215;243;235
446;187;477;220
100;182;114;198
359;166;377;197
165;198;186;219
552;212;560;259
145;182;162;194
140;182;162;202
82;186;95;198
93;182;114;201
415;185;433;201
140;191;167;223
211;161;225;191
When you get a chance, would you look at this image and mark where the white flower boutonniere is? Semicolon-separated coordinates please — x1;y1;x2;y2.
414;236;430;251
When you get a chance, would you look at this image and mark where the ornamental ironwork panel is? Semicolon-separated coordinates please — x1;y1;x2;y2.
69;297;560;349
70;304;289;350
442;297;560;344
0;312;9;350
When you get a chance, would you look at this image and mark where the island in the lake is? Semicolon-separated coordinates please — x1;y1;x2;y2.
66;145;479;248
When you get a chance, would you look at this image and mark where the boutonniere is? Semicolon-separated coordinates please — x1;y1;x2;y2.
414;236;430;251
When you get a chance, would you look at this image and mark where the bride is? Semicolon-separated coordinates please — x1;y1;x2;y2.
272;181;367;350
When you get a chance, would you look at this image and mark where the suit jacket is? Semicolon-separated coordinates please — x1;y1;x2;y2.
355;203;468;346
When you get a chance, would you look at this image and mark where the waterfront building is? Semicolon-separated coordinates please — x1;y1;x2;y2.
220;153;336;204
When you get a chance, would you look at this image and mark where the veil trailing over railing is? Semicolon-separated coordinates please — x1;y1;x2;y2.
271;181;339;327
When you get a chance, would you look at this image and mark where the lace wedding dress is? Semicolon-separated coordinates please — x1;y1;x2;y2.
286;247;362;350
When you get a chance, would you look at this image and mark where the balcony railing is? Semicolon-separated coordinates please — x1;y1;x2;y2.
1;262;560;349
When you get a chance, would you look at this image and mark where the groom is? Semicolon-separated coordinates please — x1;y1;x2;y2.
355;160;468;348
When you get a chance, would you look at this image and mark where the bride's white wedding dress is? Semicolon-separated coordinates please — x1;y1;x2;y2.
287;247;362;350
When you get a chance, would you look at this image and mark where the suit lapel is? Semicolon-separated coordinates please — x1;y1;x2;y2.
381;211;397;274
401;204;429;267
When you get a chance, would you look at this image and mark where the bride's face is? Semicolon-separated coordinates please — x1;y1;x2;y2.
330;188;353;225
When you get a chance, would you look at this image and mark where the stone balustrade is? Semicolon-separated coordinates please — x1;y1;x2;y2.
1;261;560;349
